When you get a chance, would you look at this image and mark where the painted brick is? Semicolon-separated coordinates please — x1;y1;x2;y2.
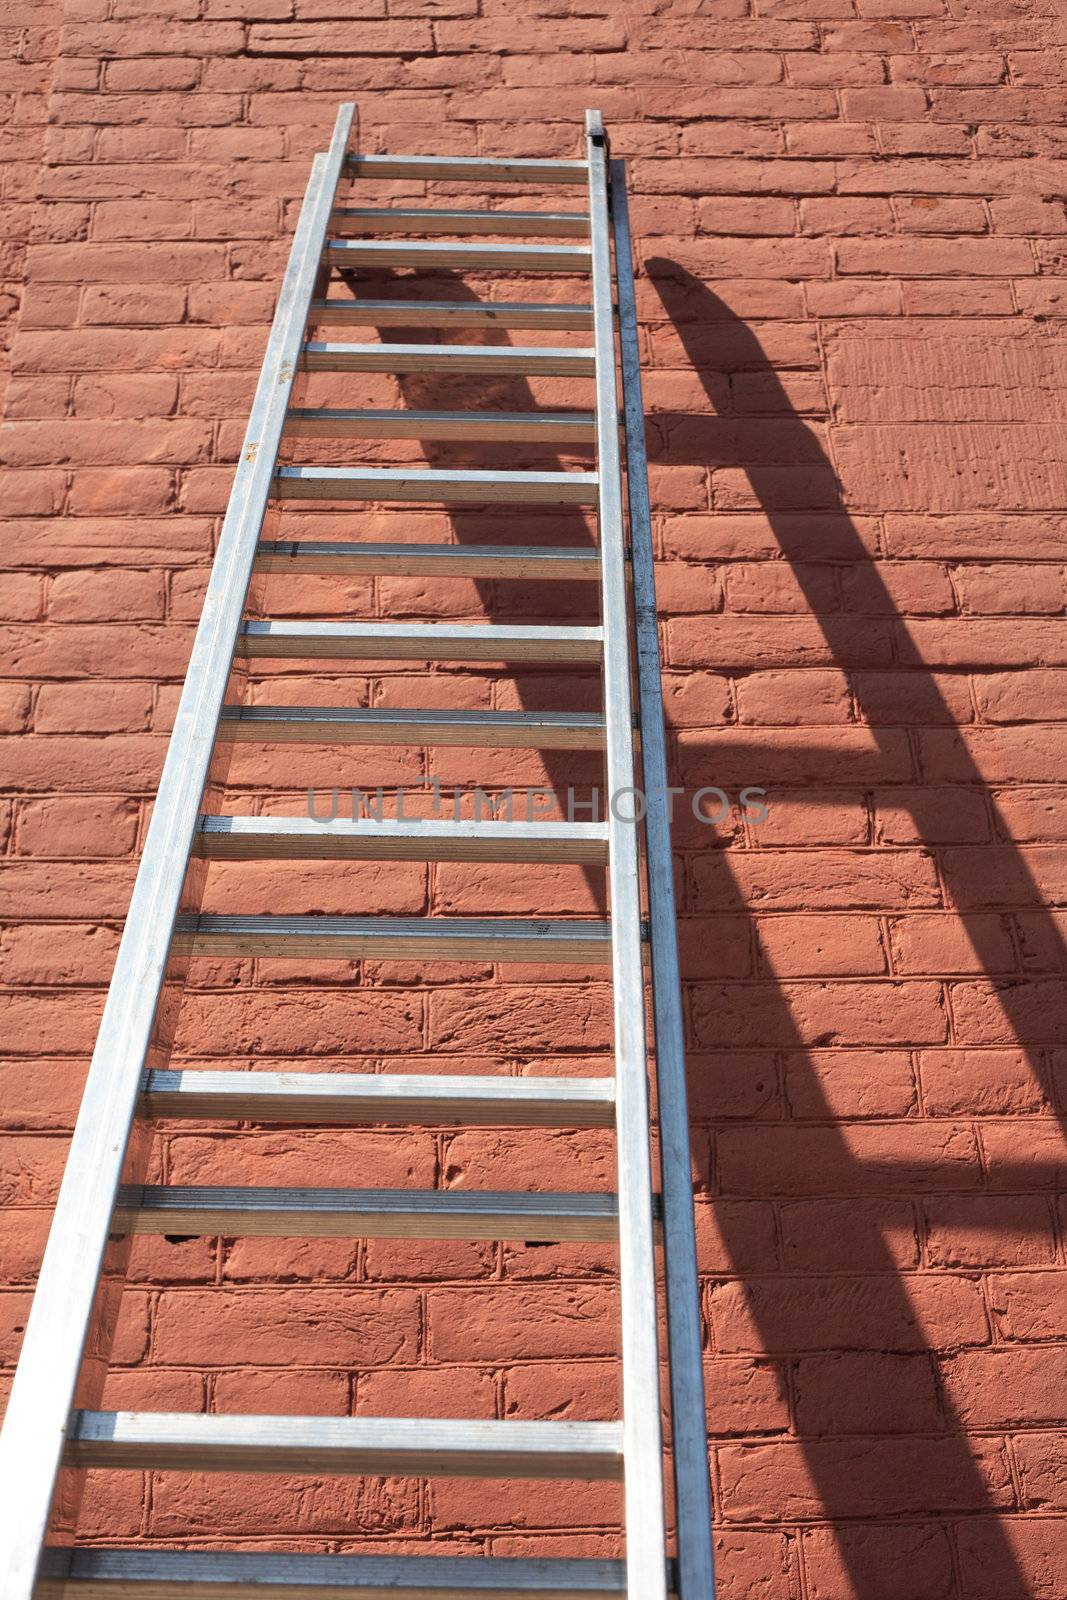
2;7;1066;1587
717;1436;1013;1520
781;1049;918;1119
212;1367;348;1415
1016;1432;1067;1512
714;1533;800;1600
925;1195;1058;1267
834;425;1067;514
167;1130;437;1189
976;671;1067;723
981;1119;1067;1189
501;1359;618;1423
47;568;165;620
359;1364;497;1418
887;912;1015;975
956;1516;1067;1600
716;1122;981;1197
1;922;120;986
735;668;852;724
703;1354;790;1437
696;848;941;911
149;1471;420;1537
694;1200;780;1274
792;1351;941;1434
756;913;887;976
687;1052;782;1123
427;1286;618;1362
918;1048;1050;1115
941;1347;1067;1429
802;1523;956;1600
745;790;869;846
779;1197;920;1272
989;1272;1067;1343
828;335;1067;425
170;990;424;1056
152;1288;421;1367
690;977;947;1049
428;1474;619;1534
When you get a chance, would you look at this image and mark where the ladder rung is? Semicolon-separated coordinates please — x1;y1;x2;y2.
217;706;607;748
172;915;614;963
237;621;603;661
301;342;595;375
142;1069;616;1127
64;1412;625;1480
345;153;590;184
273;466;598;505
325;239;591;272
113;1186;620;1242
36;1549;630;1598
309;297;594;330
329;207;590;238
284;408;596;442
194;816;610;863
254;540;601;578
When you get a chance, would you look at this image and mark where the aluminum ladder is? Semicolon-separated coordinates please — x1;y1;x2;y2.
0;104;715;1600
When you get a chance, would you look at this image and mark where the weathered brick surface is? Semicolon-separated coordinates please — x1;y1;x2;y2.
2;0;1067;1593
0;2;62;404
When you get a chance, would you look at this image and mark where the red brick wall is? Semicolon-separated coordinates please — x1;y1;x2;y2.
0;1;62;403
3;2;1067;1594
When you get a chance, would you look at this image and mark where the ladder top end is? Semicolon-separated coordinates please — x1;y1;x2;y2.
584;109;606;140
334;100;359;152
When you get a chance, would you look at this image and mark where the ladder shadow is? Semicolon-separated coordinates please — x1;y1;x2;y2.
647;260;1067;1598
316;257;1067;1590
340;263;609;920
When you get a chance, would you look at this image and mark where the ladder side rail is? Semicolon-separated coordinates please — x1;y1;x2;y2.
0;102;357;1599
610;160;717;1600
584;111;669;1600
